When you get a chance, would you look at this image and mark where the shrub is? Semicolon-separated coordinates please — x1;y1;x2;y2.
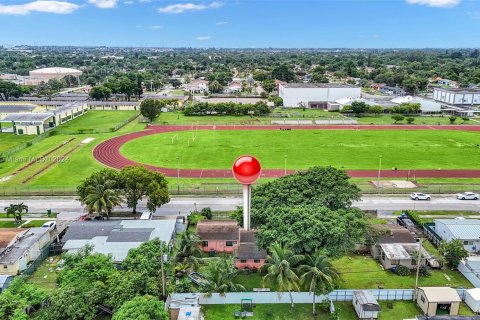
395;265;411;276
419;265;431;277
188;212;204;226
406;117;415;124
462;117;470;122
449;116;457;124
200;207;213;220
391;115;405;123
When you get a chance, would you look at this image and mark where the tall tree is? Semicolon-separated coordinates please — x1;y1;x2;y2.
439;239;469;269
121;166;169;216
271;64;295;82
299;251;339;315
89;85;112;101
82;175;123;219
262;243;304;308
208;80;223;93
0;80;22;101
140;99;162;122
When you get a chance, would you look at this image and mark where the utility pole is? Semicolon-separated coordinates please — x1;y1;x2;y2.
414;238;423;300
176;156;180;194
284;155;287;176
159;246;166;298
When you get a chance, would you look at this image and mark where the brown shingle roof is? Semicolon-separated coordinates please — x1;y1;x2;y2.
372;224;416;244
196;220;239;241
240;229;257;243
237;243;267;260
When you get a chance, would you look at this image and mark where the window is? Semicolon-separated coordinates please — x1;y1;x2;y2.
226;241;237;247
240;260;247;263
3;265;6;269
254;259;261;263
421;296;425;303
391;260;399;265
202;241;208;247
464;241;474;246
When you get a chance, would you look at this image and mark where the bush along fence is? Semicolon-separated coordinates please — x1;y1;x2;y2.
170;289;467;305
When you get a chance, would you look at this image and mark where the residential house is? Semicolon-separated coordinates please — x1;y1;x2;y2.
437;79;458;88
370;224;416;258
379;243;430;270
379;86;405;95
186;79;209;93
235;230;267;270
196;220;240;253
0;275;14;292
0;228;51;275
62;220;176;262
225;81;242;94
416;287;461;316
353;290;381;319
434;219;480;253
371;83;386;90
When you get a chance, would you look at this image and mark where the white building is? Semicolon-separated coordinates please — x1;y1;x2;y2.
28;67;82;84
352;290;381;319
434;219;480;253
278;83;361;109
433;87;480;106
62;220;176;262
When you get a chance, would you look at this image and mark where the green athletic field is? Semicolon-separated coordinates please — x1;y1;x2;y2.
120;129;480;170
0;134;35;153
56;110;138;132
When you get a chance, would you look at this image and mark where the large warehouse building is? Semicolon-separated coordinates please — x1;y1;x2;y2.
278;83;361;108
26;67;82;85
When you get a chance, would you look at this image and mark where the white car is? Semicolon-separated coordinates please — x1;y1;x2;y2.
457;192;479;200
410;192;431;201
42;221;57;231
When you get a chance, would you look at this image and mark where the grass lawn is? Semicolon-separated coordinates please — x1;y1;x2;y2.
56;110;138;132
21;220;49;228
26;255;61;292
202;301;435;320
234;272;279;291
202;303;331;320
120;129;480;170
0;221;22;228
0;134;34;153
332;255;472;289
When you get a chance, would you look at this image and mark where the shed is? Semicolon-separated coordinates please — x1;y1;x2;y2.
353;290;381;319
465;288;480;312
416;287;461;316
0;275;14;292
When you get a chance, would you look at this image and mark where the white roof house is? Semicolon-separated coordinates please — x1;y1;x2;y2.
435;219;480;253
62;220;176;262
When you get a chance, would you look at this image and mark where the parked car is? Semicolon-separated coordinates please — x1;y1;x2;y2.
42;221;57;231
410;192;431;201
456;192;479;200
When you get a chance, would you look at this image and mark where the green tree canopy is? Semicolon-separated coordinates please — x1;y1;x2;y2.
140;99;162;122
112;295;168;320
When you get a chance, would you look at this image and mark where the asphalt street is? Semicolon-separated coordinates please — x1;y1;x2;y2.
0;195;478;216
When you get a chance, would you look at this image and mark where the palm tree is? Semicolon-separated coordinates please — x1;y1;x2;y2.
298;251;339;315
175;231;203;269
202;258;245;296
262;243;304;308
83;176;122;219
4;204;17;219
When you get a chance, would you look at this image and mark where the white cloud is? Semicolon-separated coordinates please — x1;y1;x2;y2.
139;0;151;2
196;36;211;40
124;1;133;4
405;0;461;8
0;1;79;15
158;2;222;14
149;25;163;29
88;0;118;8
216;21;228;25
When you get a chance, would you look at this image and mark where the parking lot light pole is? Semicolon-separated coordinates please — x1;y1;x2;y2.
176;156;180;194
377;155;382;192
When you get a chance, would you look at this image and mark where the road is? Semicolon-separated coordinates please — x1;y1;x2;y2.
0;195;479;216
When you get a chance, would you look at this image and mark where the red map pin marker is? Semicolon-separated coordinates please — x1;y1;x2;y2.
232;155;262;185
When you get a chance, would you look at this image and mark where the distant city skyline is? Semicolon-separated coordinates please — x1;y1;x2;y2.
0;0;479;48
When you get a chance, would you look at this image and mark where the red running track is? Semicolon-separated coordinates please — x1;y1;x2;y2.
93;124;480;179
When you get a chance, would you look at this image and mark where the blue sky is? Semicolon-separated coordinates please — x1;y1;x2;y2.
0;0;479;47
